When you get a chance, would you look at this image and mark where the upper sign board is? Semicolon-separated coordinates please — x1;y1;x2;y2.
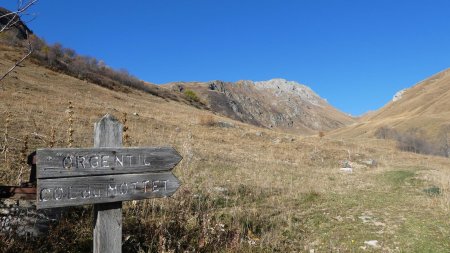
36;147;182;179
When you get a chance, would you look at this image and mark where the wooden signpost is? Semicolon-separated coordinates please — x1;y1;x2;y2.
35;114;182;252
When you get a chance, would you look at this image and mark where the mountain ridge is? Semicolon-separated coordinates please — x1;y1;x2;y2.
164;78;355;134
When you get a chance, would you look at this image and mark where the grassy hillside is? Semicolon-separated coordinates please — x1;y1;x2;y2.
1;46;450;252
331;69;450;140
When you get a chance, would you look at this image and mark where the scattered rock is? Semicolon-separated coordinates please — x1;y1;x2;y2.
1;199;61;237
373;221;386;227
359;215;372;223
361;159;377;168
255;132;263;137
333;216;344;222
339;167;353;173
364;240;380;248
217;121;235;128
340;160;353;168
133;112;139;116
213;187;228;193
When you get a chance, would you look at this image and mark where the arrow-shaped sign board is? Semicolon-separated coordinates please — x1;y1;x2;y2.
37;172;180;209
36;147;182;178
36;147;182;209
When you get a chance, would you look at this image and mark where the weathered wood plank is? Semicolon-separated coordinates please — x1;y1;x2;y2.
93;114;122;253
36;172;180;209
36;147;182;179
94;202;122;253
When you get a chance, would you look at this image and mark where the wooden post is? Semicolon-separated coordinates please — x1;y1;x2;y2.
35;113;182;250
93;114;123;253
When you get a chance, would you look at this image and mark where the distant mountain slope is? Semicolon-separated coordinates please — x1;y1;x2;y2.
1;6;209;110
332;68;450;138
164;79;355;134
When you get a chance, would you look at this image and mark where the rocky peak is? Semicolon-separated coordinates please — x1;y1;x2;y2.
252;78;323;106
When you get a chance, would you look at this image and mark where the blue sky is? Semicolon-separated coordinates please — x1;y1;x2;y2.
4;1;450;116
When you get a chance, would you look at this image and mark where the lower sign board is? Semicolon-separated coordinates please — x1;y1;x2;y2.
36;172;180;209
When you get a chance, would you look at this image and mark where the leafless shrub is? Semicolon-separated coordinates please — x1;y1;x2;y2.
374;126;399;140
375;126;447;157
437;125;450;157
396;131;436;155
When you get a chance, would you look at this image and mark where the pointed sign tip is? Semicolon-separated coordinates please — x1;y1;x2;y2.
97;113;120;124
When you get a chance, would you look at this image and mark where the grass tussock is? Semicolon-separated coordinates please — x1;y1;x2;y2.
198;115;217;127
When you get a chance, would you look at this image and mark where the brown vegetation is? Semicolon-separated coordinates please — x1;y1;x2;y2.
0;32;194;106
375;126;449;157
1;39;450;252
198;115;217;127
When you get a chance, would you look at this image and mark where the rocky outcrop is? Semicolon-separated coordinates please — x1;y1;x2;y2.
393;88;407;102
0;7;33;40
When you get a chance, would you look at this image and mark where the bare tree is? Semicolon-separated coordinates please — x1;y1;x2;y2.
0;0;38;84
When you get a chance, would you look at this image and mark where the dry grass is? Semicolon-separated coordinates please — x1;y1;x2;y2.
198;114;217;127
1;48;450;252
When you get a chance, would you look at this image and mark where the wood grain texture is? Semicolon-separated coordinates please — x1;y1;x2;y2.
36;172;180;209
94;114;123;148
93;114;122;253
93;202;122;253
36;147;182;179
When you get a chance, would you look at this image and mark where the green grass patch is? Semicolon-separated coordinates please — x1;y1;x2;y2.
183;89;200;102
384;170;415;185
382;170;423;189
297;191;321;206
397;217;450;252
